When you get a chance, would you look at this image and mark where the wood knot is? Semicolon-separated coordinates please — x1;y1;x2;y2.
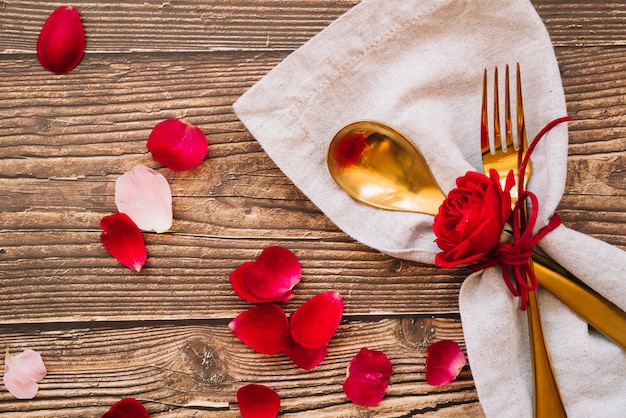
397;316;435;349
181;339;228;385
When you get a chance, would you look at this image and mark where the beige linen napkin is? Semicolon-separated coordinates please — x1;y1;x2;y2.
233;0;626;416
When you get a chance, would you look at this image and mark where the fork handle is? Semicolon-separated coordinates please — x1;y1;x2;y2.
531;256;626;349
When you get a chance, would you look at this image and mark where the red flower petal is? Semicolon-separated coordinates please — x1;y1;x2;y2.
229;261;294;304
425;340;467;386
244;246;302;301
147;119;208;172
237;384;280;418
282;336;327;370
37;7;85;74
343;348;392;407
290;291;343;349
100;213;147;272
333;132;368;168
101;398;149;418
229;304;289;355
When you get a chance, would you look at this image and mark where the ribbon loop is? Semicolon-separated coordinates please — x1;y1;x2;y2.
474;116;570;310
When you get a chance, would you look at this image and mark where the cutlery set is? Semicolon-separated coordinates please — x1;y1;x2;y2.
326;64;626;417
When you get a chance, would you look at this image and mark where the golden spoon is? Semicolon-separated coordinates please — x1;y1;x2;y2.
326;120;626;349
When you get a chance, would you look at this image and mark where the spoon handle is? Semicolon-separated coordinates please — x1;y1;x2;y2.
532;257;626;349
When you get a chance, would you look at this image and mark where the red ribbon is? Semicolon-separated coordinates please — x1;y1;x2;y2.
474;116;572;310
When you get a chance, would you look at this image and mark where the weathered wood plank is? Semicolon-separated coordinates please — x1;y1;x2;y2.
0;317;481;417
0;1;624;55
0;230;469;322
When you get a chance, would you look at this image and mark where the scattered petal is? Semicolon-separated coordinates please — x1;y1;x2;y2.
237;384;280;418
100;213;147;272
101;397;149;418
244;246;301;301
229;304;289;355
343;348;392;406
290;291;343;349
425;340;467;386
230;261;294;304
37;6;85;74
282;336;327;370
3;348;47;400
115;165;173;233
333;132;368;168
147;118;208;171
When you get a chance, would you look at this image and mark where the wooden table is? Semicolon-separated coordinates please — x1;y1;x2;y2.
0;1;624;416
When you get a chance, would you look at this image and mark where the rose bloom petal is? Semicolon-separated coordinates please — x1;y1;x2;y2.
100;213;147;272
425;340;467;386
433;170;512;268
244;246;302;301
343;348;392;406
229;304;289;355
3;349;47;400
229;261;294;303
147;118;208;171
101;397;149;418
37;7;85;74
282;336;327;370
115;165;173;233
237;384;280;418
290;291;343;349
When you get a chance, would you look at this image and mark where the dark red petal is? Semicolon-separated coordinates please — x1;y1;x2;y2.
282;336;327;370
147;118;208;171
237;384;280;418
229;304;289;355
37;7;85;74
290;291;343;349
343;347;392;406
101;398;149;418
244;246;302;300
100;213;147;272
333;132;368;168
229;261;294;303
425;340;467;386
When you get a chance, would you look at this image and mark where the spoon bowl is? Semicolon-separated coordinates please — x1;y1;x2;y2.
327;120;446;215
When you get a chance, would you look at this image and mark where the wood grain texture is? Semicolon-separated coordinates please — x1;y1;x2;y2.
0;0;624;415
0;317;480;417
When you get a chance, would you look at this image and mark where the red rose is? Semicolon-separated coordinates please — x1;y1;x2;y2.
433;169;513;268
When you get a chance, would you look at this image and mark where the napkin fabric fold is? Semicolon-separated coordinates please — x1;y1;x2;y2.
234;0;626;416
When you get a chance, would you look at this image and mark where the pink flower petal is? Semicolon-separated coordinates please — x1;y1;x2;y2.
244;246;301;301
115;165;172;233
343;348;392;406
37;7;85;74
289;291;343;349
3;349;47;400
229;261;293;304
282;336;327;370
229;304;289;355
147;119;208;172
100;213;147;272
101;397;149;418
237;384;280;418
425;340;467;386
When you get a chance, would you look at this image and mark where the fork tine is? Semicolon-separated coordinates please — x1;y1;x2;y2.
516;63;528;152
481;69;490;153
493;67;502;152
504;64;514;150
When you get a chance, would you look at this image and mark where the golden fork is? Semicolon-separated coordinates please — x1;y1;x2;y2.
481;64;567;417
